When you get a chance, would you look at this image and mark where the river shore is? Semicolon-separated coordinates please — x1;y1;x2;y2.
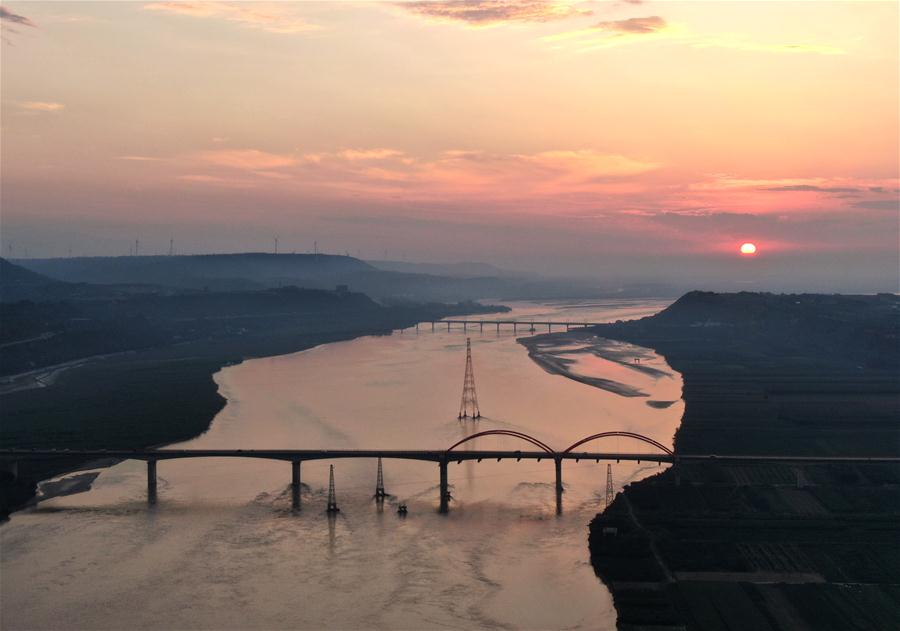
585;292;900;630
0;302;507;519
519;331;674;399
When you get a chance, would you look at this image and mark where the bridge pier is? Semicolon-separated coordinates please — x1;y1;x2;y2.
496;322;500;333
439;458;449;514
479;322;483;332
147;459;157;504
415;323;419;332
291;460;301;510
513;323;517;333
464;321;467;332
548;323;551;332
447;321;451;332
554;457;563;515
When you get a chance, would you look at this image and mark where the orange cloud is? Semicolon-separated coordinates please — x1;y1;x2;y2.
195;149;298;170
165;146;895;234
144;2;320;34
338;148;407;161
544;16;845;55
594;16;666;34
172;146;661;211
19;101;64;112
118;155;161;162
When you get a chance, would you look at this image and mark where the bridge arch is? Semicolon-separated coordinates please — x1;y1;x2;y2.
446;430;555;454
563;432;673;456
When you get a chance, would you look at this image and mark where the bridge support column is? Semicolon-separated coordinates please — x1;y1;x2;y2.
432;321;435;332
439;458;449;514
447;322;450;332
291;460;301;510
415;323;419;332
496;323;500;333
147;459;157;504
548;323;551;332
480;322;483;332
554;457;563;515
513;323;517;333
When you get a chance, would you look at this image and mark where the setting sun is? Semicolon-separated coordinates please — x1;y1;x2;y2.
740;242;758;255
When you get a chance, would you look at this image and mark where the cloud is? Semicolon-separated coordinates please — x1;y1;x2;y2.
19;101;64;112
144;2;320;34
174;146;661;212
694;176;886;193
195;149;297;170
431;149;659;186
0;5;36;27
118;155;162;162
543;16;844;55
177;174;255;188
854;200;899;211
764;184;860;193
2;6;36;44
397;1;591;27
593;15;666;34
338;148;407;161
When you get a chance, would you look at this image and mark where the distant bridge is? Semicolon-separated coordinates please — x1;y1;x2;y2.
419;319;603;333
2;429;898;515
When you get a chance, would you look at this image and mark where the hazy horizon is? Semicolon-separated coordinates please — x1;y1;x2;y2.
2;1;898;292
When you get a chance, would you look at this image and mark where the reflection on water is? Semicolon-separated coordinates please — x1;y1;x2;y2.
1;300;682;630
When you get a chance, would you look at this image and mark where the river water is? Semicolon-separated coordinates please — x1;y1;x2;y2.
1;299;682;630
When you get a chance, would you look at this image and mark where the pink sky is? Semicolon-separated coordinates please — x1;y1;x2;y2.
1;1;897;288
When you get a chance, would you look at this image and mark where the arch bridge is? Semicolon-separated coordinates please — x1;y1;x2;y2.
1;429;894;515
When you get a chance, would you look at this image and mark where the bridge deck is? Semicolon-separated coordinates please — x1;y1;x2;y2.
1;449;898;465
435;319;600;326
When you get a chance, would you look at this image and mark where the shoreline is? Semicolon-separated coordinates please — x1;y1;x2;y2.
518;330;672;398
583;293;900;630
1;304;507;520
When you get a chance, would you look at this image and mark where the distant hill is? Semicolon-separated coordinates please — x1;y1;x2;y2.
366;260;521;278
19;253;372;291
0;258;169;303
0;257;56;287
15;253;676;302
0;258;66;302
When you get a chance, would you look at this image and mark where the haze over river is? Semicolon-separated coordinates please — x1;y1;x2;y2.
2;300;682;630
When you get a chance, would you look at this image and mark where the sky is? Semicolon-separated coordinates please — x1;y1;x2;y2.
1;1;898;291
